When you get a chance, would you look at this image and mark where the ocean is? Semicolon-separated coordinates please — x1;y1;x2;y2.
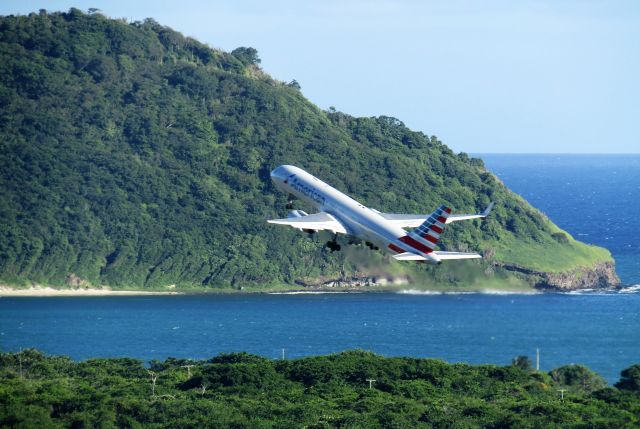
480;154;640;285
1;293;638;384
1;155;638;383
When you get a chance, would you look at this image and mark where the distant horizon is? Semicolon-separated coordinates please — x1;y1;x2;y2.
473;152;640;155
1;1;638;154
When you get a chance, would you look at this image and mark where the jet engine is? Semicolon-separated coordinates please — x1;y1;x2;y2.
287;210;308;218
286;210;315;234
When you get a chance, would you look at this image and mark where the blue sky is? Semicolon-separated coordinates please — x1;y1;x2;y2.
2;1;639;153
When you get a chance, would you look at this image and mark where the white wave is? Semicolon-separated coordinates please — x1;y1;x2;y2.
559;286;640;295
478;289;541;295
618;284;640;294
561;288;600;295
268;291;358;295
397;289;540;296
397;289;446;295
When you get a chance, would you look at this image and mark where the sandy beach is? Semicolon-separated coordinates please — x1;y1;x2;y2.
0;286;180;297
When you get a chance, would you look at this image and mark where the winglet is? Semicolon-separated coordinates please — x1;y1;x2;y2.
482;202;495;217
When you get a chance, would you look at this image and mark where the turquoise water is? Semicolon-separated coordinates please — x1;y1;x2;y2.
0;292;638;383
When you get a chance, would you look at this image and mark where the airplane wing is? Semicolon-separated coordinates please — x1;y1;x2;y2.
380;202;494;228
393;251;481;262
267;212;348;234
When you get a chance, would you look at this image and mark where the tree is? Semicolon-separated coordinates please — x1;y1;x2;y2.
287;79;301;90
550;364;607;393
231;47;260;65
1;349;639;427
512;356;533;371
616;364;640;393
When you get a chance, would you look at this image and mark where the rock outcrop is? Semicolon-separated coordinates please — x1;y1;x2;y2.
503;261;620;291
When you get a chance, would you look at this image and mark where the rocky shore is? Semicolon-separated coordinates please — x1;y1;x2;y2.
502;261;620;291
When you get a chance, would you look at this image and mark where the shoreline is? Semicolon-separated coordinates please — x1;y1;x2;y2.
0;285;536;297
0;286;180;297
1;284;634;297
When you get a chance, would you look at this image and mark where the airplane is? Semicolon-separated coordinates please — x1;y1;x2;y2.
268;165;494;263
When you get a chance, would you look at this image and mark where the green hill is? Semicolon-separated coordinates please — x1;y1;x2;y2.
0;9;617;291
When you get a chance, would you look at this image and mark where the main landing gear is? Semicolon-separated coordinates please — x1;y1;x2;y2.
365;241;379;251
326;234;341;252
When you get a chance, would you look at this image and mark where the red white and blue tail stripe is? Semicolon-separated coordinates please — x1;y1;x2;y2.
395;205;451;254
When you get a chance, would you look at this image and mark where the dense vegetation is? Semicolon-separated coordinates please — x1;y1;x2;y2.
0;9;612;290
1;349;639;428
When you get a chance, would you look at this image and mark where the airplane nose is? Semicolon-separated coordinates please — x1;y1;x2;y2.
270;166;293;191
270;166;288;182
271;165;298;182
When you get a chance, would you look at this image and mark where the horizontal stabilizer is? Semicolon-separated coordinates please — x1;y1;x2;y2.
268;212;347;234
432;251;482;260
392;252;427;261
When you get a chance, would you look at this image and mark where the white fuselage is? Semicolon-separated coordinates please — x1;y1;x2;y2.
270;165;413;253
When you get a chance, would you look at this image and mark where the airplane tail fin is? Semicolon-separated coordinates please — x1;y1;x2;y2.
405;204;451;251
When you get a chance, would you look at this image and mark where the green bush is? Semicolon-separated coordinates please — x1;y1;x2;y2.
1;349;639;427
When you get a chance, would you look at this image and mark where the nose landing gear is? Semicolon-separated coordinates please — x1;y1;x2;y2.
285;194;295;210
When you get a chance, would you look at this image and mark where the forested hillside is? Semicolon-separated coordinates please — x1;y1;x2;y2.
0;9;616;290
2;349;640;427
